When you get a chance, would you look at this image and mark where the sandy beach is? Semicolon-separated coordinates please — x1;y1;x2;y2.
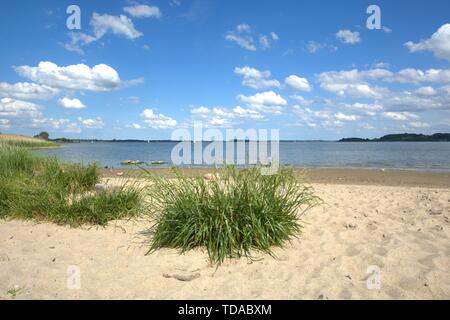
1;168;449;300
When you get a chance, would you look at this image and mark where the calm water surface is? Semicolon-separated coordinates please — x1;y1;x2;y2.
34;141;450;171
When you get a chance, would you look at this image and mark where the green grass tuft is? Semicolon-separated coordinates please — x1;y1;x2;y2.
144;166;320;265
0;144;141;226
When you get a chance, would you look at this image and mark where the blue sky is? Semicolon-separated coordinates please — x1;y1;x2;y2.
0;0;449;140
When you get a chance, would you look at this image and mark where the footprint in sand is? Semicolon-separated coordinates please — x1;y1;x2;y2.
418;254;440;269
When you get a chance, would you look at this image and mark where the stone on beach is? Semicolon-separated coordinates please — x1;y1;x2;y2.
95;183;119;195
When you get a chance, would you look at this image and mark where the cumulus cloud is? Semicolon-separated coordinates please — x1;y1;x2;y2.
284;75;312;92
317;68;392;98
15;61;122;92
0;82;59;100
0;97;42;120
58;97;86;109
0;97;51;130
415;86;437;96
292;106;350;128
336;29;361;44
405;24;450;61
140;108;177;129
234;66;280;89
123;5;161;18
317;67;450;116
237;91;287;114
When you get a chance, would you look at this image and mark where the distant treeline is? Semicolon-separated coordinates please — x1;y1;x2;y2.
340;133;450;142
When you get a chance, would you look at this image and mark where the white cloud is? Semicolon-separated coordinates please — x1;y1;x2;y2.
0;118;10;130
405;24;450;61
64;122;82;133
225;24;278;51
415;86;437;96
232;105;264;119
382;112;419;121
270;32;279;41
236;24;251;33
191;106;210;115
388;68;450;84
409;121;430;128
123;5;161;18
382;26;392;33
0;97;41;119
225;27;256;51
336;29;361;44
79;117;104;129
289;95;314;106
15;61;122;92
237;91;287;114
128;123;143;129
0;82;59;100
306;41;337;53
284;75;312;92
58;97;86;109
127;96;141;104
140;108;177;129
65;13;142;54
345;102;383;116
316;68;392;98
292;106;347;128
0;97;44;129
225;34;256;51
259;35;270;50
190;105;264;127
234;66;280;89
334;112;358;121
91;13;142;39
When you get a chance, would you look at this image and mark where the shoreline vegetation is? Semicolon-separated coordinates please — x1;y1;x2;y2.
0;134;62;149
339;133;450;142
48;132;450;143
0;144;141;226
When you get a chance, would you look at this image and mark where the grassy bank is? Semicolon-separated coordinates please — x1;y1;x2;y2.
145;166;320;265
0;144;141;226
0;134;62;149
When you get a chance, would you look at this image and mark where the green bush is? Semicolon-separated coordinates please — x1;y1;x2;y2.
144;166;320;265
0;144;141;226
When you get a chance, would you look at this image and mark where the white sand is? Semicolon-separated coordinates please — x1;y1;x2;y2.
1;183;449;299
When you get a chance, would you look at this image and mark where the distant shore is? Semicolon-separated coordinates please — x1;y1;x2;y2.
100;167;450;188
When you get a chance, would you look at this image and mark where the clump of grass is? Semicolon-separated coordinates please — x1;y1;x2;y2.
144;166;320;265
0;144;141;226
0;134;61;149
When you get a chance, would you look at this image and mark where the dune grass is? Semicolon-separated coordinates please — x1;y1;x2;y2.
0;144;141;226
0;134;61;149
144;166;320;265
